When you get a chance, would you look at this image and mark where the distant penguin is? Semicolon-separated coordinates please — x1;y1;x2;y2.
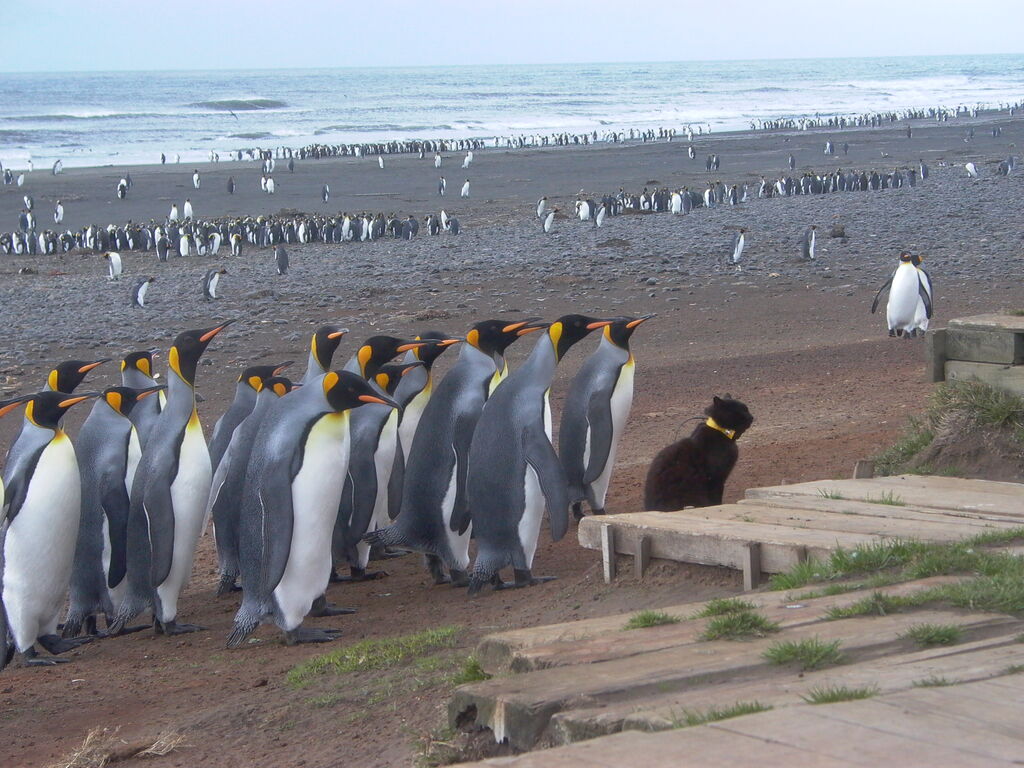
109;322;234;636
226;371;399;648
206;375;296;595
919;160;929;180
208;361;293;474
130;277;154;308
275;245;288;275
595;204;606;228
0;391;98;669
965;162;979;178
542;208;557;233
266;177;275;194
169;203;179;222
788;154;796;170
460;179;470;198
156;235;169;262
536;197;547;219
559;316;652;520
434;153;442;168
227;176;235;195
179;233;190;257
192;170;200;189
230;233;242;257
731;228;746;264
871;251;933;337
378;155;385;169
465;315;613;594
202;268;227;300
183;199;193;219
121;351;162;445
62;385;165;638
800;225;817;260
322;184;330;203
365;319;542;585
104;251;123;280
53;201;63;224
438;176;446;196
116;179;127;199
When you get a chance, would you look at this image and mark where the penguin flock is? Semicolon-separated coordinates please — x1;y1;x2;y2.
0;312;649;666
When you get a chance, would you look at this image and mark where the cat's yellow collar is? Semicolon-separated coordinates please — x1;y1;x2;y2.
705;417;736;439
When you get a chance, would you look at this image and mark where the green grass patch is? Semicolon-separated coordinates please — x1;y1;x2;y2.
669;701;772;728
913;676;953;687
449;657;491;685
1004;664;1024;675
863;490;905;506
901;622;963;647
287;626;460;688
692;598;756;618
873;417;934;476
764;637;844;671
817;488;845;500
701;610;780;640
1008;309;1024;317
623;610;681;630
801;684;878;704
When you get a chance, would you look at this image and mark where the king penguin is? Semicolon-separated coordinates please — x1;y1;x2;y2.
365;319;543;586
110;322;235;636
208;361;293;473
43;358;108;393
226;371;398;647
131;277;155;308
559;316;652;521
202;268;227;301
301;325;349;383
464;315;613;595
393;331;461;462
62;385;165;638
871;251;933;337
207;376;295;596
121;351;162;446
0;391;97;669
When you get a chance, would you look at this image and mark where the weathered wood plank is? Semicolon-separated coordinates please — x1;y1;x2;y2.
741;494;1024;526
927;328;948;382
945;359;1024;395
944;328;1024;365
948;313;1024;332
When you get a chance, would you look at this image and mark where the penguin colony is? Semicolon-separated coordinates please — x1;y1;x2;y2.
0;313;650;666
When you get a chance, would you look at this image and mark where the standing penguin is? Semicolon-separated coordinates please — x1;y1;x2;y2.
0;391;97;669
202;268;227;301
365;319;542;585
871;251;933;337
208;361;293;473
559;316;651;520
322;184;330;203
121;351;162;445
104;252;123;280
62;385;165;638
226;372;399;647
109;322;234;636
131;277;155;307
542;208;557;233
800;225;817;260
460;179;470;198
731;229;746;264
393;332;461;462
275;245;288;275
227;176;236;195
464;315;613;595
536;197;547;219
301;325;348;384
207;376;295;596
54;200;64;224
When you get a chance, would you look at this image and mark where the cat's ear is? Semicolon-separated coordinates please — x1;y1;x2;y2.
723;393;732;400
713;396;723;405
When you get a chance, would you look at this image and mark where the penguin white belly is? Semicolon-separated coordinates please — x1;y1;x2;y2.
887;266;919;332
518;465;544;569
398;385;430;460
125;428;142;497
440;456;471;570
2;435;80;650
155;414;211;622
589;360;635;509
274;413;350;631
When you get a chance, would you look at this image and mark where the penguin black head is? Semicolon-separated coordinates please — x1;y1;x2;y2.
0;390;98;429
237;361;294;391
899;250;914;263
466;319;545;356
169;321;235;386
354;336;429;379
263;375;296;398
47;358;109;393
122;350;156;378
102;385;166;416
374;361;426;395
411;331;462;368
548;315;614;361
606;314;655;348
322;370;400;413
311;325;348;371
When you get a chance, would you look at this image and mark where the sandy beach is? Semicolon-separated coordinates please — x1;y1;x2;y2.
0;110;1022;767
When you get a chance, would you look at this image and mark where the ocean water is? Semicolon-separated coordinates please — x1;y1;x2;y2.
1;55;1021;169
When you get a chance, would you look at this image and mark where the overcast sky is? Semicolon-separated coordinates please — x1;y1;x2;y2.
1;0;1021;72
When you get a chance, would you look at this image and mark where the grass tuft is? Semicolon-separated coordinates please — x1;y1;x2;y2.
693;598;756;618
913;676;954;687
669;701;772;728
623;610;681;630
287;626;460;688
863;490;905;506
764;637;844;670
701;610;780;640
449;657;491;685
817;488;845;500
901;623;963;647
825;590;935;620
801;684;878;704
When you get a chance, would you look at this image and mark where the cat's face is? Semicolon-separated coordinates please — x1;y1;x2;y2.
707;396;754;438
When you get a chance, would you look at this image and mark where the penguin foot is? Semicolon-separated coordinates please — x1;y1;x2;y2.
156;620;207;636
216;573;241;596
374;547;410;560
571;502;585;521
337;567;388;582
494;570;558;590
18;648;72;667
309;595;356;617
284;626;343;645
38;634;94;655
888;329;896;337
592;508;607;516
448;569;470;588
426;554;450;584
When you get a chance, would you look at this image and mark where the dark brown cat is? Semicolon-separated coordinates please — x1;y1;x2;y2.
643;396;754;510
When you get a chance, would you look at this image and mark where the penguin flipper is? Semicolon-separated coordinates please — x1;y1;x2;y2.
143;473;177;587
581;383;616;487
870;273;894;314
257;478;295;597
102;483;131;590
387;441;404;522
918;279;933;320
345;451;379;543
524;423;570;543
450;412;478;536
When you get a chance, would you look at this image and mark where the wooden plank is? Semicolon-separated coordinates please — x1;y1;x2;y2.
741;494;1024;526
945;360;1024;396
852;460;875;479
944;328;1024;365
742;542;761;590
927;328;948;382
948;313;1024;333
635;535;651;579
600;524;616;583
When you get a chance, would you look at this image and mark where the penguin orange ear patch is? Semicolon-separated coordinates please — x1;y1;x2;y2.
322;371;340;395
106;391;123;412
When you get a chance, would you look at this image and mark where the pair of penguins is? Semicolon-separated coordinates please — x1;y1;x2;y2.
871;251;934;337
0;313;649;664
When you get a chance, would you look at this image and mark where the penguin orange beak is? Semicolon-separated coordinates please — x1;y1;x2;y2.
58;394;98;408
78;360;109;374
396;341;429;353
626;314;656;329
586;320;614;330
327;329;348;339
437;338;462;347
273;361;294;375
137;385;167;400
0;395;30;418
199;319;236;342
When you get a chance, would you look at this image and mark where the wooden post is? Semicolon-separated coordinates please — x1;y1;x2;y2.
927;329;947;383
635;535;651;580
742;542;762;591
853;460;875;479
601;524;616;584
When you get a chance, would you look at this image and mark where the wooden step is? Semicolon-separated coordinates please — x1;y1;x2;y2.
742;493;1024;527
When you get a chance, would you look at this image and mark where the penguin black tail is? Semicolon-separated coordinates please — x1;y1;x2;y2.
467;548;511;596
361;525;402;549
227;611;260;649
61;612;85;640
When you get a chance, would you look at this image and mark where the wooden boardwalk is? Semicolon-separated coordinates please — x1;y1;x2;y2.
578;476;1024;587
